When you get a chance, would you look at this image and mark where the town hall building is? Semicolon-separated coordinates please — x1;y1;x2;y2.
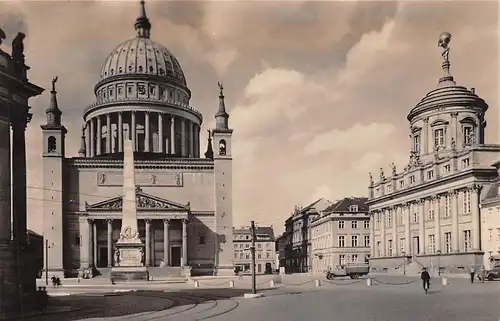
41;0;234;278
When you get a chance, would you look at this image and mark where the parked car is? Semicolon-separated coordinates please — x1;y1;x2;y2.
326;264;369;279
481;265;500;281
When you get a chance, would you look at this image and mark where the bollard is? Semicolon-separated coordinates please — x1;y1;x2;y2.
315;279;321;287
366;277;372;286
270;279;275;287
441;276;448;286
229;280;235;288
194;280;200;288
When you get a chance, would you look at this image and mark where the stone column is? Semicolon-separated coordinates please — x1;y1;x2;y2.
180;119;186;157
90;118;95;157
11;110;30;245
88;219;94;267
158;113;164;153
170;116;176;155
96;116;102;156
423;117;429;154
391;207;397;256
85;123;91;157
451;112;458;147
131;111;136;151
0;112;11;243
93;221;98;267
380;210;386;257
107;219;113;267
194;124;200;157
418;199;425;255
370;213;375;257
433;196;441;252
145;219;151;266
189;121;194;157
118;112;123;153
451;190;459;252
163;219;170;266
145;112;150;152
471;185;481;251
106;113;111;153
182;219;188;266
404;203;411;254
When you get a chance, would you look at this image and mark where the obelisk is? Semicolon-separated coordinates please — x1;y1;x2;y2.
110;139;148;281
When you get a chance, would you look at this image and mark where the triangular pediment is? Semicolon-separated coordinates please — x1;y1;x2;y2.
85;189;190;211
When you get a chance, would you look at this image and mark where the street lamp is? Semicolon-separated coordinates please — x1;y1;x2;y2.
436;250;442;276
401;251;406;275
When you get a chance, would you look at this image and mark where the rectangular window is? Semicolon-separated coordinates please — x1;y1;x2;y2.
376;241;381;257
266;252;270;258
444;232;452;253
351;255;358;263
234;252;238;259
398;211;404;225
434;128;445;147
413;135;421;153
427;170;434;180
388;240;393;256
387;213;392;227
399;238;405;253
428;209;435;221
463;126;473;144
488;229;493;241
234;244;238;248
463;190;471;214
443;196;450;217
351;221;358;229
413;212;418;223
199;235;205;244
245;254;250;259
364;235;370;247
363;220;369;229
257;243;262;248
338;235;345;247
399;180;404;188
258;253;262;259
339;255;345;265
443;164;451;174
461;158;470;169
428;234;435;254
74;235;81;247
409;175;415;184
349;205;358;212
338;221;345;229
463;230;471;252
351;235;358;247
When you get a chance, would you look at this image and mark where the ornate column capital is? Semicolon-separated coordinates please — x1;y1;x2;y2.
87;218;94;224
471;184;483;193
401;202;409;208
163;218;170;225
106;219;113;224
451;112;458;117
182;218;188;225
145;218;152;224
451;189;460;197
423;117;429;123
11;109;32;131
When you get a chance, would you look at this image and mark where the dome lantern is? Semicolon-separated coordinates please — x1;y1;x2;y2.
135;0;151;39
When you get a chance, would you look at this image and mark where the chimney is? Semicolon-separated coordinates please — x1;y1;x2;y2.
471;88;475;94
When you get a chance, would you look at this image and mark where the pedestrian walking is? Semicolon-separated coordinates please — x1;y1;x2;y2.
469;266;476;283
421;267;431;294
479;266;486;283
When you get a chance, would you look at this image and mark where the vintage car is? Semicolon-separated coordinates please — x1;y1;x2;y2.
326;264;369;279
482;265;500;281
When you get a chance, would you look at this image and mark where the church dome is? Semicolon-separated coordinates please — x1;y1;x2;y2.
98;37;187;88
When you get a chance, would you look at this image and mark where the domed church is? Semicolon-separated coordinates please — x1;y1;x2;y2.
41;0;234;278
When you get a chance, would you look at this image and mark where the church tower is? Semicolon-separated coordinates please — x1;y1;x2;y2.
40;77;67;278
212;83;234;275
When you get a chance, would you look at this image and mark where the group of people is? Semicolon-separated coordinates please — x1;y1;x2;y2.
420;265;487;294
50;275;62;287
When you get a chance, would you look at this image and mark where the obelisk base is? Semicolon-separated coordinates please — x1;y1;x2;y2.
110;243;149;282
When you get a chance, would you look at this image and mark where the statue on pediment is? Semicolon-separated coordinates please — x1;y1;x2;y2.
114;249;120;266
438;32;452;64
451;137;457;151
174;174;181;186
150;174;157;185
369;172;373;186
11;32;25;65
99;173;106;184
390;163;397;176
379;168;385;181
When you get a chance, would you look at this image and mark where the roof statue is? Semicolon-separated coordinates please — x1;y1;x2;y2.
218;81;224;96
0;27;5;46
51;76;58;92
438;32;452;64
390;162;397;176
11;32;25;64
379;167;385;181
369;172;373;186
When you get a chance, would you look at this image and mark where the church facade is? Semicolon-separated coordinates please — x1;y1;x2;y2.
367;33;500;274
41;1;234;278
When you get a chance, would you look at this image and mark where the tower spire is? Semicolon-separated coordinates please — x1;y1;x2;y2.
437;32;455;87
45;76;62;127
204;129;214;159
135;0;151;39
214;82;229;131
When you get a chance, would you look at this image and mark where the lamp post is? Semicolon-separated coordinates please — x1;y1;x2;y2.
401;251;406;275
436;250;442;276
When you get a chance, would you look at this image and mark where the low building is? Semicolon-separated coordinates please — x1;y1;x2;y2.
276;233;287;271
310;197;370;274
233;226;276;274
27;230;44;277
480;162;500;269
284;198;333;273
367;33;500;274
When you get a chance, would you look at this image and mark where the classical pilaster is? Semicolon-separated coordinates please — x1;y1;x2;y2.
11;110;30;245
391;207;397;256
163;219;170;266
471;185;481;250
380;210;386;257
181;118;186;157
107;219;113;267
118;112;123;153
131;111;136;151
93;221;98;267
182;219;188;266
85;123;91;157
433;196;442;252
370;213;375;257
170;115;175;155
451;190;459;252
158;113;164;153
145;219;151;266
145;112;150;152
90;118;95;157
106;113;111;153
418;199;425;255
403;203;411;254
195;124;200;157
423;117;429;154
189;121;194;157
88;219;94;267
96;116;102;155
451;112;458;147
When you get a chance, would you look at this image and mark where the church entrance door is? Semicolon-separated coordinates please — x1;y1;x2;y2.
171;246;181;267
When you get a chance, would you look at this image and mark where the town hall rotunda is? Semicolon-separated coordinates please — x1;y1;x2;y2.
41;0;234;277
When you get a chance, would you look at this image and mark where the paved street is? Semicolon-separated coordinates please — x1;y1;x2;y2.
20;275;500;321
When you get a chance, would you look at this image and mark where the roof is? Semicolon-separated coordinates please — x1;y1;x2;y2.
324;197;369;213
481;180;500;205
233;226;275;241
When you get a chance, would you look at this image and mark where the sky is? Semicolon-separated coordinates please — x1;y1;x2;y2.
0;0;498;235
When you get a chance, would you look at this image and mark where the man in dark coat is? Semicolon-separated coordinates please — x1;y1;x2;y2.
421;268;431;294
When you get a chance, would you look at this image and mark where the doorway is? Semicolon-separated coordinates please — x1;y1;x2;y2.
412;237;419;256
171;246;181;267
98;246;108;267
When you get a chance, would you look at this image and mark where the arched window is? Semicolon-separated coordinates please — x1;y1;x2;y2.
219;139;226;156
48;136;57;153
